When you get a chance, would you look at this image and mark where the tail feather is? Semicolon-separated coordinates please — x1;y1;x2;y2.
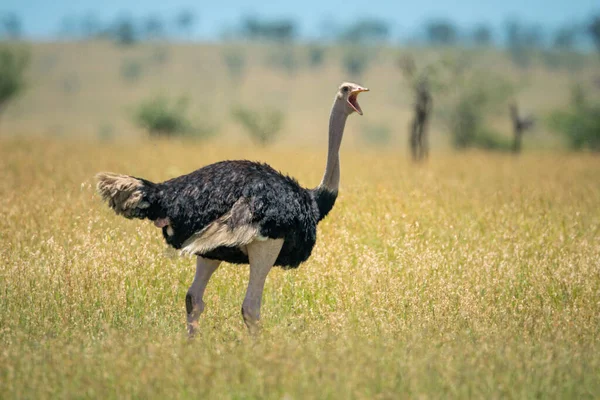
95;172;151;219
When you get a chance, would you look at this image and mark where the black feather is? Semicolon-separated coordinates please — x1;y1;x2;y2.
133;160;337;268
311;186;338;221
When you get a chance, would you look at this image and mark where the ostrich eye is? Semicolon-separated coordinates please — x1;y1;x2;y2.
342;86;349;93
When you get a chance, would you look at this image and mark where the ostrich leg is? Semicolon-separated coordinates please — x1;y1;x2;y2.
186;257;221;337
242;238;284;334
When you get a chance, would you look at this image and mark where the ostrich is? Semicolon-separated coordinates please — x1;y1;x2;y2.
95;82;369;335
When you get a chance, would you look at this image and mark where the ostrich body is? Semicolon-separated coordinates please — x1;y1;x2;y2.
96;82;368;334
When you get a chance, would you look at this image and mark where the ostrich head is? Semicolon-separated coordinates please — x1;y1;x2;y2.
336;82;369;115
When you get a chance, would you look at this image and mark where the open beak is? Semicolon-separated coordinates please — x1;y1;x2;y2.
347;87;369;115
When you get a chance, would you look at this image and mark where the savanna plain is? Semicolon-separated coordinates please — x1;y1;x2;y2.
1;42;600;399
2;139;599;398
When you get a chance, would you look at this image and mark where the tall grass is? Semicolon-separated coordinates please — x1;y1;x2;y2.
1;137;599;398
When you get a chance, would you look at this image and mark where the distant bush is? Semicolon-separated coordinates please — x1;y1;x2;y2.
342;46;370;78
471;25;493;46
40;53;58;73
548;86;600;151
0;44;29;122
472;128;512;150
62;73;80;94
142;16;165;40
266;46;297;75
360;122;391;146
241;16;296;42
120;59;143;83
425;19;458;46
222;47;246;81
97;123;115;142
150;46;169;66
397;53;451;95
307;44;325;68
231;106;284;146
448;86;512;151
175;9;196;39
0;12;22;39
339;18;390;44
505;20;544;69
449;90;486;148
397;52;516;152
588;15;600;55
440;60;514;150
111;16;137;46
541;50;585;72
134;95;216;139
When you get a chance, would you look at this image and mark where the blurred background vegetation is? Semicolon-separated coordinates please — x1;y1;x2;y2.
0;8;599;152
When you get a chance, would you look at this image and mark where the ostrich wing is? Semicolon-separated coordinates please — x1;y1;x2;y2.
181;197;260;255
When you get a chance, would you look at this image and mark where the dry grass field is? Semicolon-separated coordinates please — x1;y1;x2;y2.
1;136;599;398
1;41;599;398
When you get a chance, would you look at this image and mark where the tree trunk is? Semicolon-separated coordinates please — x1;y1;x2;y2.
410;118;419;161
510;104;522;154
513;131;522;153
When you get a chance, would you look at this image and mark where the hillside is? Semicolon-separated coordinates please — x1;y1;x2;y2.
2;41;599;149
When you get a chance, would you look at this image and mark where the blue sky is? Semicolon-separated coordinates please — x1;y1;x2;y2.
2;0;598;40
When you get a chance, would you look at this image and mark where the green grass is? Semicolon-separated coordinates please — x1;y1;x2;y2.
1;137;599;398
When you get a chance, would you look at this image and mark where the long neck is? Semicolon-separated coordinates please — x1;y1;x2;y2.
318;101;348;193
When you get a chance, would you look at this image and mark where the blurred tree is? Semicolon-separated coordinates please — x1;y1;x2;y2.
0;45;29;129
112;15;137;46
58;14;106;40
509;103;535;153
58;15;78;39
232;105;285;146
134;95;217;139
80;13;101;39
135;96;191;137
449;86;512;150
505;19;545;68
398;54;441;161
553;25;578;50
150;45;169;65
588;15;600;54
425;19;458;46
175;9;196;38
428;53;515;150
120;59;143;83
318;16;340;41
144;15;165;40
472;24;493;46
266;46;297;75
61;73;80;95
223;46;247;82
307;44;326;68
342;46;370;78
1;13;22;39
339;18;389;44
548;85;600;151
507;20;544;48
360;121;392;146
540;24;582;70
410;79;432;161
241;16;296;42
